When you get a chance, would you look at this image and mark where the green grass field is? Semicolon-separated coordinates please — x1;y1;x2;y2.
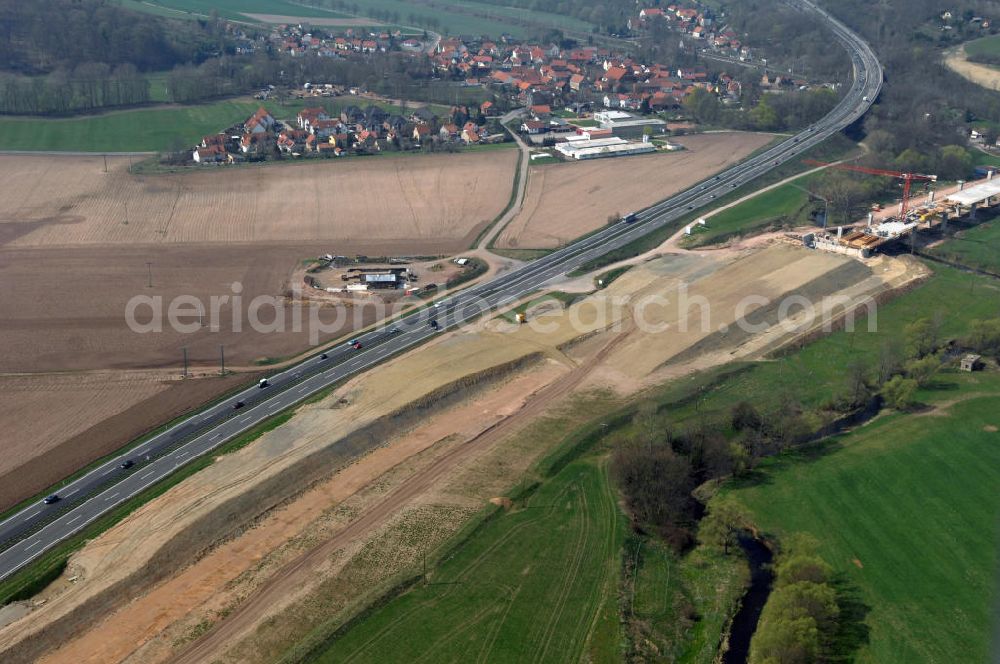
928;219;1000;273
965;34;1000;58
0;96;441;152
629;538;747;662
118;0;349;22
121;0;591;36
0;99;295;152
351;0;592;37
685;180;813;246
310;456;625;663
722;375;1000;663
657;264;1000;423
142;72;173;103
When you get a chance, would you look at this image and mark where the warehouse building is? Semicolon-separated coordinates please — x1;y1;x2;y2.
555;136;656;160
593;110;667;137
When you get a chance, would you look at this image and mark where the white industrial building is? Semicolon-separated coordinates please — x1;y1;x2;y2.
554;136;656;160
593;110;667;132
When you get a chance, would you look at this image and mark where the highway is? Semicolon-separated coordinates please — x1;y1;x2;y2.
0;0;881;583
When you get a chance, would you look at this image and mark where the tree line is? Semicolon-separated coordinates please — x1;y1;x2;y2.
748;536;847;663
609;302;996;553
0;65;150;115
702;0;1000;181
0;0;226;75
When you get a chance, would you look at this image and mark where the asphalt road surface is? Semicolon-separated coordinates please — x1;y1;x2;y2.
0;0;882;583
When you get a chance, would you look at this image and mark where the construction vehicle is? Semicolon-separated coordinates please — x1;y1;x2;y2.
804;159;937;216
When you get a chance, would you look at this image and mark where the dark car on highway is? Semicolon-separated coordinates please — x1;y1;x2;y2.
43;495;60;505
119;459;134;469
233;400;245;409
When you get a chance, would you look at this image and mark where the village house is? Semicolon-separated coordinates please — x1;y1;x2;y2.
192;145;227;163
244;107;275;134
240;132;272;154
413;124;431;142
297;107;329;131
521;119;549;134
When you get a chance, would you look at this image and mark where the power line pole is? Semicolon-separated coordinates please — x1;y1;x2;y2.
182;347;188;378
103;154;108;173
220;345;225;376
146;261;153;288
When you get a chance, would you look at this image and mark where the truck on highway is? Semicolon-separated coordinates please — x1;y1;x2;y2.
621;212;638;224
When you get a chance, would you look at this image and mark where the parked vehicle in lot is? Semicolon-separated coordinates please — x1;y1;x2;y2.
43;495;59;505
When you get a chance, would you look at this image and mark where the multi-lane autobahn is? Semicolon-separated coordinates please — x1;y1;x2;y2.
0;0;881;583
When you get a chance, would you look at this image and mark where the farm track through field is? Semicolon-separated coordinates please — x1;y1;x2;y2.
577;459;619;658
533;476;592;661
337;514;545;664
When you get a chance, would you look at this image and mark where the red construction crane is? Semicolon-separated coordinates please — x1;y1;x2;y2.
803;159;937;216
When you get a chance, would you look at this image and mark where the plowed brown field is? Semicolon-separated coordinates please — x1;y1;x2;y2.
496;132;773;249
0;151;516;248
0;150;517;508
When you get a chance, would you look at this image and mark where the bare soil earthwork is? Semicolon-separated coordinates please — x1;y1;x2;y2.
944;44;1000;91
0;241;926;664
495;132;774;249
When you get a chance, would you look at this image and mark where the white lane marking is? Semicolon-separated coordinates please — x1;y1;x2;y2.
175;451;189;460
64;489;77;497
24;510;40;520
105;493;119;502
268;403;280;412
211;433;220;441
102;468;114;476
298;386;308;393
140;471;155;480
67;515;82;525
25;540;41;550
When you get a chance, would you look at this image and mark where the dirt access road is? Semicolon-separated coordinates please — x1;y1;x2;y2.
944;44;1000;91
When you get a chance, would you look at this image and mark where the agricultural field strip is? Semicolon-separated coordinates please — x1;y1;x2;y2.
0;0;881;583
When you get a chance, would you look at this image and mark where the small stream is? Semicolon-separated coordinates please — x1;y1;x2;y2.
722;536;774;664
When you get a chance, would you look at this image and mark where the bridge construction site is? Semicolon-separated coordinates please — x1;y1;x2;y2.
804;161;1000;258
